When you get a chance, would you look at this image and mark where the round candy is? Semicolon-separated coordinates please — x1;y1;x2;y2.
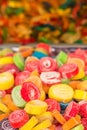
13;53;25;71
15;71;30;85
40;71;61;85
59;63;79;79
45;98;60;112
36;43;51;53
9;110;29;128
0;118;18;130
21;82;40;102
0;72;14;90
24;100;48;115
48;84;74;103
25;60;39;72
38;57;58;72
12;85;26;107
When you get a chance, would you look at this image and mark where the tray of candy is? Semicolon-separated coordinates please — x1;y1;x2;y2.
0;43;87;130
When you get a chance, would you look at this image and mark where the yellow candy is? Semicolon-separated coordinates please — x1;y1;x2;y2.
32;119;51;130
36;112;54;123
48;84;74;103
24;100;48;115
74;89;87;101
0;72;14;90
72;69;85;80
0;57;13;66
0;102;10;113
40;90;46;101
20;116;38;130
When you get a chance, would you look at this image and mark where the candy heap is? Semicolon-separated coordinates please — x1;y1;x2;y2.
0;0;87;44
0;43;87;129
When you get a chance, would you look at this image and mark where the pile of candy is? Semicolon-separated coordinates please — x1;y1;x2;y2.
0;0;87;44
1;43;87;130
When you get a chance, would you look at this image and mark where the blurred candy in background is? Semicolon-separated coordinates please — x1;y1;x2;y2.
0;0;87;44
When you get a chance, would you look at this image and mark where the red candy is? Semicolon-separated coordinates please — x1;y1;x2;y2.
40;71;61;85
81;118;87;130
0;90;6;98
45;98;60;112
25;60;39;72
21;82;40;102
59;63;79;79
64;101;80;120
79;101;87;118
38;57;58;73
0;64;20;77
15;71;30;85
36;43;51;53
9;110;29;128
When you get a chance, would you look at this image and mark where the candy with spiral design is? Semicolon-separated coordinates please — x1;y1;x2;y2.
0;118;18;130
9;110;29;128
38;57;58;73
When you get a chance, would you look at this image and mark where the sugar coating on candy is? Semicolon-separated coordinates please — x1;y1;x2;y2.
64;101;80;120
79;101;87;118
11;85;26;107
38;57;58;72
40;71;61;85
9;110;29;128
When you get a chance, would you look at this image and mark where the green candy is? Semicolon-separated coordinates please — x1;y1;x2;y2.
13;53;25;71
56;51;68;66
71;124;84;130
39;37;52;44
82;76;87;81
11;85;26;107
61;78;70;84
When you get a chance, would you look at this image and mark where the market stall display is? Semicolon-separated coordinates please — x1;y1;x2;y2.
0;0;87;44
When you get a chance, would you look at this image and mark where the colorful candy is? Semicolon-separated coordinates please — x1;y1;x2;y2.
0;44;87;129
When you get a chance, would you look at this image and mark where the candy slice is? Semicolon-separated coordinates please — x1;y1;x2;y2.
24;100;48;115
15;71;30;85
71;124;84;130
36;111;54;123
2;94;19;111
9;110;29;128
79;101;87;118
25;60;39;72
19;46;34;58
0;102;10;113
2;64;20;76
52;109;66;125
32;119;51;130
74;89;87;101
48;84;74;103
0;57;13;67
56;51;68;66
0;113;9;121
20;116;39;130
21;82;40;102
38;57;58;72
45;98;60;112
0;72;14;90
0;118;18;130
12;86;26;107
13;53;25;71
40;71;61;85
32;51;47;59
36;43;51;53
62;115;81;130
81;118;87;130
59;63;79;79
75;80;87;91
64;101;80;120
